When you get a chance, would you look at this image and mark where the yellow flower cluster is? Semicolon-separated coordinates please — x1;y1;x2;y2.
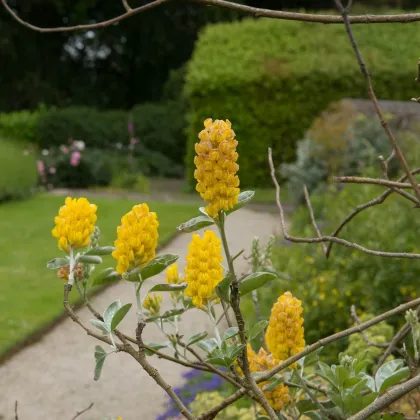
184;230;223;308
142;293;162;315
194;118;240;218
165;263;183;285
112;203;159;274
265;291;305;362
52;197;97;252
247;344;291;411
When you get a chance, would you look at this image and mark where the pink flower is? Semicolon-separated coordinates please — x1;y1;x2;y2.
49;167;56;174
130;137;138;145
70;151;81;167
128;120;135;136
37;160;45;175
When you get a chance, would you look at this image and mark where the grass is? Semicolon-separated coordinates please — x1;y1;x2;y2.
0;194;199;355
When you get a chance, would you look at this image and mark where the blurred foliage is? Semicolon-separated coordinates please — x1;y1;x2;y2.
242;183;420;357
0;138;37;201
281;108;420;203
185;17;420;187
110;172;150;193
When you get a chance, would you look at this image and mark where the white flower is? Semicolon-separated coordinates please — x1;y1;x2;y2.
23;150;29;156
42;149;49;156
73;140;85;151
116;142;123;149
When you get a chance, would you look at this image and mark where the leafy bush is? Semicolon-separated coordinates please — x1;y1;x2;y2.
243;183;420;354
111;172;150;193
185;17;419;187
0;138;37;201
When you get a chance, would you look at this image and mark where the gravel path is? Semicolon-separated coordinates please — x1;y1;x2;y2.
0;208;280;420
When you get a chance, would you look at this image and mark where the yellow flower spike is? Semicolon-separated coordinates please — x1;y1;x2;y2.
142;293;162;315
265;291;305;364
194;118;240;218
184;230;223;308
165;263;182;285
52;197;97;253
112;203;159;274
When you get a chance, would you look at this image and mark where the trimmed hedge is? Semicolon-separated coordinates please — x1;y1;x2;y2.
185;17;419;187
0;138;37;201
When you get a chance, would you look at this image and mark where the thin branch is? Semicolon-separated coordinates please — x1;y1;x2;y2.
334;176;420;190
122;0;132;12
333;0;420;203
351;305;390;349
303;185;327;256
326;168;420;258
71;402;94;420
269;149;420;259
416;58;420;84
348;374;420;420
4;0;420;34
14;400;18;420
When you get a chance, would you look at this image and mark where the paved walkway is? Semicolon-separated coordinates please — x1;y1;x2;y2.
0;208;280;420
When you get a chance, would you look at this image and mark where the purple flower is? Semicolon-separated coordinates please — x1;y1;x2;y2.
37;160;45;175
70;151;81;167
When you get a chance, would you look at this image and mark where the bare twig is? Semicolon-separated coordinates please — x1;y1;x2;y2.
350;305;390;349
14;400;18;420
333;0;420;203
334;176;420;190
303;185;327;256
122;0;132;12
71;402;94;420
348;374;420;420
4;0;420;34
269;149;420;259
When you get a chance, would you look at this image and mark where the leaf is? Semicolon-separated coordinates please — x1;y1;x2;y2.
90;267;116;286
225;190;255;215
262;375;284;391
89;319;109;334
103;300;122;327
296;399;318;413
228;344;245;361
300;346;323;368
85;246;115;256
46;258;68;269
379;367;409;393
148;283;187;293
78;255;103;264
375;359;405;393
361;373;376;392
94;345;107;381
177;215;214;232
187;332;208;347
223;327;239;341
206;357;229;367
216;275;231;302
239;272;278;296
197;338;219;354
145;342;169;356
129;254;179;282
199;207;208;216
110;303;132;331
145;308;184;323
248;320;268;342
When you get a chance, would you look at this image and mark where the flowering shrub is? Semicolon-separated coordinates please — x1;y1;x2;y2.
46;117;420;420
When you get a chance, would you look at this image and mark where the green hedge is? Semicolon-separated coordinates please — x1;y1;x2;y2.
0;109;43;144
185;17;419;187
0;138;37;201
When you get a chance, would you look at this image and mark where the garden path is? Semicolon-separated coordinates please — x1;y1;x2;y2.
0;207;280;420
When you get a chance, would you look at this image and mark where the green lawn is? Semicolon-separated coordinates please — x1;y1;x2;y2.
0;194;198;355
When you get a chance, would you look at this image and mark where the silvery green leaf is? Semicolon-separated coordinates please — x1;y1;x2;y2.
225;191;255;215
248;320;268;342
85;246;116;256
110;303;132;331
94;345;107;381
239;272;277;295
103;300;122;327
148;283;187;292
78;255;103;264
177;215;214;232
127;254;179;282
47;258;68;269
89;319;109;334
187;332;208;347
223;327;239;341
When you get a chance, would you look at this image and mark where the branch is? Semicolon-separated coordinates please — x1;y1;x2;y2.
350;305;390;349
326;168;420;258
348;374;420;420
268;149;420;260
333;0;420;203
4;0;420;33
334;176;420;190
71;402;94;420
15;401;18;420
303;185;327;256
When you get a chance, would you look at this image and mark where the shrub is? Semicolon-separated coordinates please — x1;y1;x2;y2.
185;17;419;187
110;172;150;193
261;183;420;349
0;138;37;201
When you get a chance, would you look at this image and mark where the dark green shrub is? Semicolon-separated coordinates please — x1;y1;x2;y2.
247;183;420;352
36;107;127;149
0;138;37;201
185;17;419;187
